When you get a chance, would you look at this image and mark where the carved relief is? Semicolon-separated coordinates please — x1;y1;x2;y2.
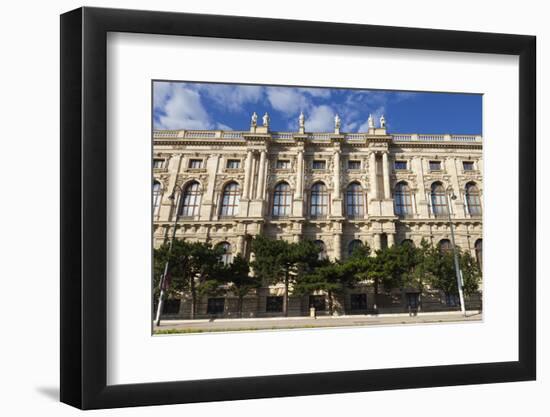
176;173;209;190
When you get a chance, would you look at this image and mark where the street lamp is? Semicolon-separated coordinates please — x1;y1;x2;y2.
447;191;466;316
154;186;182;327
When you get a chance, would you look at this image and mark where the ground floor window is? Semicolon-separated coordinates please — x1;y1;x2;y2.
162;299;181;315
406;293;419;309
207;297;225;314
445;293;460;307
266;296;283;313
309;295;326;311
350;294;367;310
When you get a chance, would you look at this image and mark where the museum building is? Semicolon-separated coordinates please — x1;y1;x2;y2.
153;113;483;318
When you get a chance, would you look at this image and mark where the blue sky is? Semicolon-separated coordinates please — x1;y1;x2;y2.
153;81;482;134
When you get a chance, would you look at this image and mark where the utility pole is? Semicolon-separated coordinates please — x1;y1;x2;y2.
154;188;181;326
447;192;466;316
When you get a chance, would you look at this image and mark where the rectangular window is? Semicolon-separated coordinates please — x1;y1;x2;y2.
207;297;225;314
162;299;181;315
348;160;361;170
153;159;164;169
429;160;441;171
309;295;326;311
226;159;240;169
407;293;419;309
266;296;284;313
350;294;367;310
276;160;291;169
394;160;407;170
312;160;326;170
445;293;460;307
188;159;203;169
463;161;474;171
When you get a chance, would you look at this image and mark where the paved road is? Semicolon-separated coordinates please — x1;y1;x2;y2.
154;311;482;333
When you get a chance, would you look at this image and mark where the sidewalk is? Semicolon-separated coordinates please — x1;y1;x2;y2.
153;310;482;334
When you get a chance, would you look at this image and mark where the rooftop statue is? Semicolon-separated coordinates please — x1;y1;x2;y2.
251;112;258;127
380;115;386;128
367;114;374;129
263;112;270;127
334;114;341;130
299;111;305;129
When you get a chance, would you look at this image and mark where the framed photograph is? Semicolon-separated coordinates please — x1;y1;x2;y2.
60;6;536;409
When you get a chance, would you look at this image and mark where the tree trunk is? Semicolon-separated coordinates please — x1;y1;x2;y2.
328;291;334;316
238;295;243;318
190;276;196;320
284;272;289;317
373;278;379;312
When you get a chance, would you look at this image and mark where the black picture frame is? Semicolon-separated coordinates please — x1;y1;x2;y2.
60;6;536;410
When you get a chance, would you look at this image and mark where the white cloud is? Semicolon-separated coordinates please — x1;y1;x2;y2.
266;87;311;116
343;121;358;132
306;105;335;132
216;122;233;130
155;85;212;130
196;84;263;112
153;81;173;109
297;87;331;98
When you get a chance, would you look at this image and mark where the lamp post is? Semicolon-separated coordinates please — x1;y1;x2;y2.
447;191;466;316
154;187;182;327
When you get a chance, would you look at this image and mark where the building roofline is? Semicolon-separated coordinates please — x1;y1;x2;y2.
153;129;482;146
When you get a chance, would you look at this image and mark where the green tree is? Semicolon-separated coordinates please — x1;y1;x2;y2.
346;244;412;312
294;260;358;315
251;235;319;316
459;251;482;296
398;239;430;308
219;255;260;318
153;239;225;319
422;243;481;302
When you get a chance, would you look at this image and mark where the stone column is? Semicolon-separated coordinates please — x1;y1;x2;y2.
412;157;429;217
387;233;395;247
370;152;378;199
242;150;253;199
166;154;182;196
236;235;244;255
411;191;418;215
333;233;342;260
373;233;381;251
256;150;267;200
382;152;391;199
200;154;219;221
250;152;258;198
295;149;304;199
450;157;466;217
333;150;341;197
159;154;183;221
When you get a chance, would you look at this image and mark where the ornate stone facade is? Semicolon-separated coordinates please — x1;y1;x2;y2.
153;118;483;318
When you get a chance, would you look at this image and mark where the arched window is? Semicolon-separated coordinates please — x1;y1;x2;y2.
394;181;413;216
180;181;201;217
272;182;292;217
315;240;327;260
310;182;328;218
439;239;452;254
348;239;363;256
465;182;482;216
346;182;364;218
401;239;415;247
217;242;233;265
475;239;483;269
431;182;448;217
153;180;162;214
220;182;240;217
